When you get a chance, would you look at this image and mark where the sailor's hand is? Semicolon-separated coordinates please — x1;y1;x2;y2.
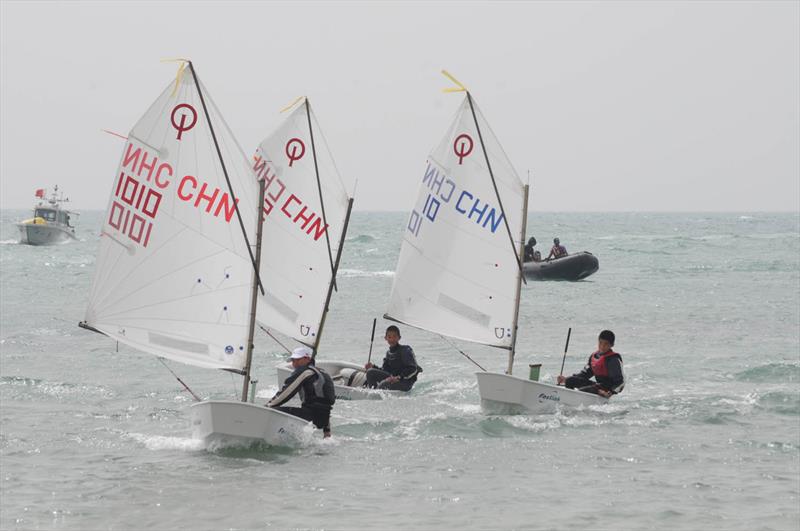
556;375;566;385
364;362;374;369
598;389;611;398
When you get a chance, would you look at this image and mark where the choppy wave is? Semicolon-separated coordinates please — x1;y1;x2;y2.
346;234;376;244
733;363;800;383
0;375;114;400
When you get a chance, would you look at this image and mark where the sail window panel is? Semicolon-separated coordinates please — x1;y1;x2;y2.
437;293;491;327
262;291;300;324
149;332;210;354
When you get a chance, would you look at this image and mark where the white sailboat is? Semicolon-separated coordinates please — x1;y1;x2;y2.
385;72;608;414
258;98;394;400
80;61;313;448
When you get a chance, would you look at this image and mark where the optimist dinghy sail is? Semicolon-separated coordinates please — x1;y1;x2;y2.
253;98;353;349
385;72;528;365
384;72;608;413
257;100;388;399
81;62;312;447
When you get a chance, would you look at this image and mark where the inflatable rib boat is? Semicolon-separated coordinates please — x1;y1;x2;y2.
523;251;599;281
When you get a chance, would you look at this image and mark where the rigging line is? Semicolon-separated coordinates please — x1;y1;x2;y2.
304;98;337;292
259;325;292;355
439;334;487;372
156;357;202;401
186;60;264;295
465;92;525;282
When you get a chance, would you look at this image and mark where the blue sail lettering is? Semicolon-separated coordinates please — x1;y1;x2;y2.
456;190;472;213
468;198;489;224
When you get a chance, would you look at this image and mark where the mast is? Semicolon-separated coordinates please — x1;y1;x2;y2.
507;184;529;375
187;61;264;295
305;98;337;291
241;178;267;401
312;197;354;358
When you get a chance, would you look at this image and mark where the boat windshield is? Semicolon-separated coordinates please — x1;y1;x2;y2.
35;209;57;222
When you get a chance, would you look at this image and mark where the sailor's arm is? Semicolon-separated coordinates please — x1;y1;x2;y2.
267;368;314;407
398;346;420;380
603;356;625;395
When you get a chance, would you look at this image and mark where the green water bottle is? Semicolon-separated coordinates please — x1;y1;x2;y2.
249;379;258;403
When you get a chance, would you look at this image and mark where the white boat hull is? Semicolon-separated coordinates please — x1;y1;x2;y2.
475;372;608;414
189;400;313;448
16;222;76;245
276;360;403;400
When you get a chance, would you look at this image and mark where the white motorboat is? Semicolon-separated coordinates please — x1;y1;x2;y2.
16;186;78;245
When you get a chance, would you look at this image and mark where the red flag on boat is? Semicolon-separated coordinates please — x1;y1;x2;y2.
35;188;45;198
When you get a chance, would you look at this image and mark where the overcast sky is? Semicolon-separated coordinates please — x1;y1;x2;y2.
1;1;798;212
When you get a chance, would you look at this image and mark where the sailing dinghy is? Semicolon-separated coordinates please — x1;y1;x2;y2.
385;72;608;414
80;61;313;448
257;98;399;400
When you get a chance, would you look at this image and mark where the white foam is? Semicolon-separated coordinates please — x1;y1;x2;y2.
125;432;205;452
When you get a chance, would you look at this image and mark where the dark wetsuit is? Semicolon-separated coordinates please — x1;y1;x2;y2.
564;351;625;395
524;238;538;262
366;344;422;392
267;362;335;434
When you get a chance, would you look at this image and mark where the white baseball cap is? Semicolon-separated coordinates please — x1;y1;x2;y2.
289;346;313;360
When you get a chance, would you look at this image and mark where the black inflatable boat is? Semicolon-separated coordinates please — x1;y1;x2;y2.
522;251;599;281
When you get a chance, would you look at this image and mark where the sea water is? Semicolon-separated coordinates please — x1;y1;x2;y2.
1;210;798;530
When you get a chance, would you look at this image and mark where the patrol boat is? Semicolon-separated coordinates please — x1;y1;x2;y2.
384;71;608;414
16;186;78;245
80;61;313;449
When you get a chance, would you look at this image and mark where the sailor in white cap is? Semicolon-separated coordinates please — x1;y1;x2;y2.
266;346;336;437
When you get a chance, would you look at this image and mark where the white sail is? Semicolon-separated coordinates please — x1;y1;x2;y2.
385;95;526;348
84;66;260;371
252;100;351;346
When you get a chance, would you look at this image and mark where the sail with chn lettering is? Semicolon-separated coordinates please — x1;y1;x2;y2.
385;93;526;349
83;64;260;371
252;98;352;347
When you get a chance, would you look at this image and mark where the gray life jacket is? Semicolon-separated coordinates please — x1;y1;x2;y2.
299;365;336;406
